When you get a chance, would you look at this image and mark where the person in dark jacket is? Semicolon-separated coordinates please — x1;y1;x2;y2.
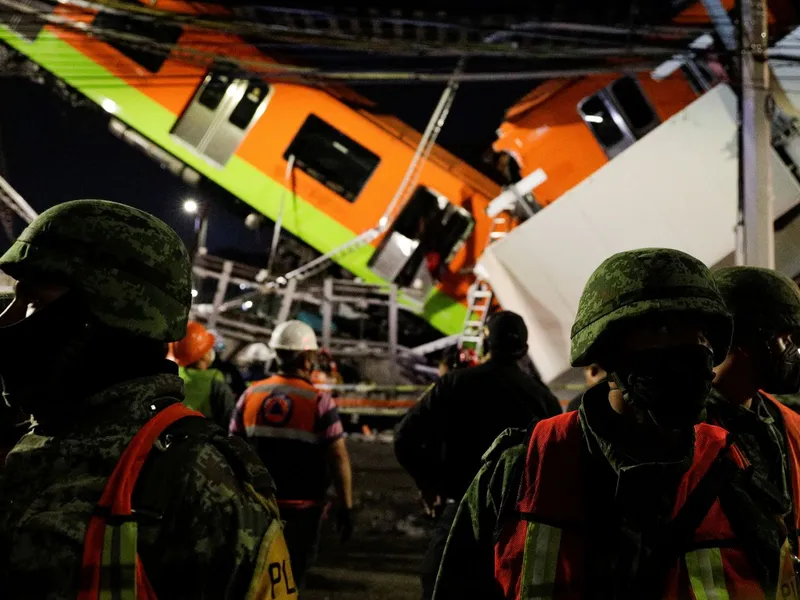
394;310;561;600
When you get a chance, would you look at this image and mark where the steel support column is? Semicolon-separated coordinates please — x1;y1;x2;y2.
388;283;399;382
207;260;233;329
739;0;774;267
322;277;333;350
275;277;298;326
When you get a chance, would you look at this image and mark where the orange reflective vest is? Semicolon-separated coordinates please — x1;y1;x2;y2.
493;411;793;599
763;393;800;553
238;375;327;506
77;403;203;600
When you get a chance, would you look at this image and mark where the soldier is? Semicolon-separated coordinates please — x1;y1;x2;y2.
434;248;792;599
0;200;297;599
708;267;800;579
566;363;607;412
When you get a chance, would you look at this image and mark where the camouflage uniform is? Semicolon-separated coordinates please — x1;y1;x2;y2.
0;200;295;599
433;249;783;598
706;267;800;572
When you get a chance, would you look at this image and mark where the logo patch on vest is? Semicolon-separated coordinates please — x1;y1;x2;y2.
262;394;293;426
246;521;298;600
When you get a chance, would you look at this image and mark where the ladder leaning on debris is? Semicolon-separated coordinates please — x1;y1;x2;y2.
457;215;512;354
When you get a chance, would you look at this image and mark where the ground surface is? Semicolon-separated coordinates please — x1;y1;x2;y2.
304;435;430;600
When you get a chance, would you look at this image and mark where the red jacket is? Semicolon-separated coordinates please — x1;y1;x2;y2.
493;411;790;599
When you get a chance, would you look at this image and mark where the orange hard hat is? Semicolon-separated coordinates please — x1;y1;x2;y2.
169;321;215;367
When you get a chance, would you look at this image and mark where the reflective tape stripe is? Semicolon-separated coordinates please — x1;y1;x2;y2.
779;539;800;600
249;383;317;401
520;522;562;599
99;522;138;600
685;548;730;600
245;424;319;444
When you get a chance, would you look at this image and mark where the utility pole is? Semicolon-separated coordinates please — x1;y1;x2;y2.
738;0;774;267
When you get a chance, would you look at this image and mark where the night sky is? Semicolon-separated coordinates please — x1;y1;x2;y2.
0;71;532;262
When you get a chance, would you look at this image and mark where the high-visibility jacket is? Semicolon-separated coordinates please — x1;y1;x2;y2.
763;393;800;556
493;411;797;599
237;375;327;506
177;366;224;419
78;403;203;600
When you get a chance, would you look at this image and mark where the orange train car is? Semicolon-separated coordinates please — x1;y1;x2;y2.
0;0;504;336
490;0;798;209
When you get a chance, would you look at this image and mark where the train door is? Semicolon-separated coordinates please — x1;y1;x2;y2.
172;68;272;166
369;187;474;294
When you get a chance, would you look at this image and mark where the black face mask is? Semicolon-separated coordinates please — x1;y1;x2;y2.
759;337;800;394
612;345;715;431
0;292;93;413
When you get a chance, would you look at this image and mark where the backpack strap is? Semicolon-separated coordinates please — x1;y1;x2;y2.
132;416;277;523
78;403;204;600
131;415;217;522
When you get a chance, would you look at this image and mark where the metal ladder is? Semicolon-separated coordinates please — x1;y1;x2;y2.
457;216;511;354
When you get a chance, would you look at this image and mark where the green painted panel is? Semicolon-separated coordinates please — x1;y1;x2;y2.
0;27;467;334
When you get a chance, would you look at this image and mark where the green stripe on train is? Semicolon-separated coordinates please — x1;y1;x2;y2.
0;27;467;334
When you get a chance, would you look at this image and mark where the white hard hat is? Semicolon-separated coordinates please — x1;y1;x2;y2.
269;320;319;351
237;342;272;365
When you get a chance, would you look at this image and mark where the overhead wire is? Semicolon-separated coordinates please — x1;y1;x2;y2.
0;3;691;85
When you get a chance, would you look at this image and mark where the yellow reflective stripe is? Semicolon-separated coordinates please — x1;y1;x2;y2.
99;526;115;600
685;548;730;600
118;521;138;600
778;539;800;600
520;522;562;600
98;522;139;600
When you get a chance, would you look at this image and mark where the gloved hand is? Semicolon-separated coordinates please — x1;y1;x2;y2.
336;507;354;544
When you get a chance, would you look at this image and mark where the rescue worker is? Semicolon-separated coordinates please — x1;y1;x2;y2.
707;267;800;574
231;319;354;589
567;363;607;412
310;348;343;387
395;310;562;600
434;248;791;599
169;320;236;430
0;200;296;599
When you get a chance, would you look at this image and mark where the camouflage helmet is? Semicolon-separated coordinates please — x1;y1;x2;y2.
714;266;800;338
570;248;732;367
0;200;191;342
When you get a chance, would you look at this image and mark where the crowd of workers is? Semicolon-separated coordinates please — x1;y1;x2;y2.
2;197;800;600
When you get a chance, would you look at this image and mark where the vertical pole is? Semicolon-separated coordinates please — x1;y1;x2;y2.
388;283;399;383
275;278;298;326
322;278;333;350
739;0;775;267
207;260;233;329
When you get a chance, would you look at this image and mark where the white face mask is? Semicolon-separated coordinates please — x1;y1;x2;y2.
207;348;216;365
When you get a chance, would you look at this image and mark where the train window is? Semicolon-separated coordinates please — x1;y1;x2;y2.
608;77;660;136
229;81;270;130
369;187;474;291
93;3;182;73
284;115;380;203
579;95;626;148
198;73;234;110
